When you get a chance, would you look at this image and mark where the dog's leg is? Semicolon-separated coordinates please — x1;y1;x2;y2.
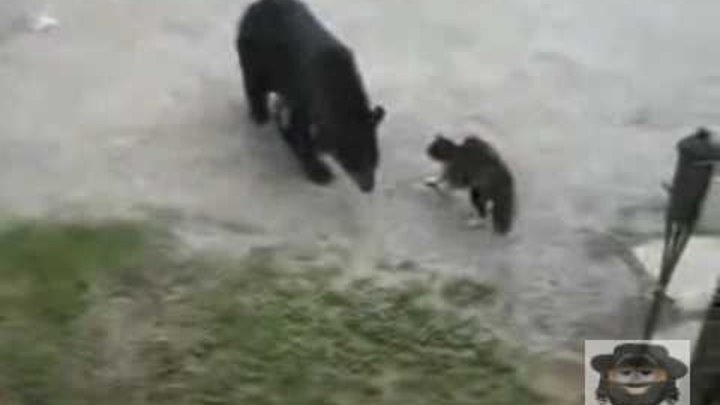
424;175;442;188
466;188;490;228
466;216;485;228
470;188;489;218
424;173;452;194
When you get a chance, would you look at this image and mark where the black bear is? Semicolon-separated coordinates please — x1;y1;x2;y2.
236;0;385;192
425;134;516;234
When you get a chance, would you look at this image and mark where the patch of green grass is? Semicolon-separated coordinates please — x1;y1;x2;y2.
150;256;543;405
441;278;496;309
0;219;550;405
0;220;155;405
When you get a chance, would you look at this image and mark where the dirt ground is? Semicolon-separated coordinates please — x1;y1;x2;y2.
1;0;718;369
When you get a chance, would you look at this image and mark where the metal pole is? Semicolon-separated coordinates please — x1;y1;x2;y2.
691;279;720;405
643;128;720;340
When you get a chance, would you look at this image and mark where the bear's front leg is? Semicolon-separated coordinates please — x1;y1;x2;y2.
284;109;334;185
301;157;334;185
270;94;292;133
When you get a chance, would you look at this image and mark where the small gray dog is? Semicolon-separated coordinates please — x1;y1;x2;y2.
425;134;515;234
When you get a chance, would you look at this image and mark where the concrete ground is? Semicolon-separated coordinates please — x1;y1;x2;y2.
1;0;719;353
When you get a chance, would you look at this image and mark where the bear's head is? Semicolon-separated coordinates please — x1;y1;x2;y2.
308;47;386;192
321;105;385;192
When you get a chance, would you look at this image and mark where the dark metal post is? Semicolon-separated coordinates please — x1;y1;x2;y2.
643;128;720;340
691;279;720;405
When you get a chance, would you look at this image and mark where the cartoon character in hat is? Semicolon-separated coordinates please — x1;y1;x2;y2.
591;343;688;405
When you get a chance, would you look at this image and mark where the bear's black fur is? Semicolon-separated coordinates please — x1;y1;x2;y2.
236;0;385;192
426;134;516;234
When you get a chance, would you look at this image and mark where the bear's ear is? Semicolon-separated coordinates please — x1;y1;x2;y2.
371;106;385;126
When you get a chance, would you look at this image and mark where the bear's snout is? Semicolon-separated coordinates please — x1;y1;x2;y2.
350;170;375;193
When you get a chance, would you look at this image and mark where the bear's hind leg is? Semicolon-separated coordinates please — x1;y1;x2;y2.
237;39;270;124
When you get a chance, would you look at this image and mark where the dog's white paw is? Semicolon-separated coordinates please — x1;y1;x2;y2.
423;175;441;188
466;217;485;229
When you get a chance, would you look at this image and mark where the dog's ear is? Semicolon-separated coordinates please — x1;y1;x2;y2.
696;127;711;139
462;136;494;155
462;135;482;146
371;105;385;126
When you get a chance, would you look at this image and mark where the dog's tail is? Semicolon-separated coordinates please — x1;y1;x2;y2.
492;174;515;235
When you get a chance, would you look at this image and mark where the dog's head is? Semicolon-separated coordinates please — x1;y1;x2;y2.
427;134;458;162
